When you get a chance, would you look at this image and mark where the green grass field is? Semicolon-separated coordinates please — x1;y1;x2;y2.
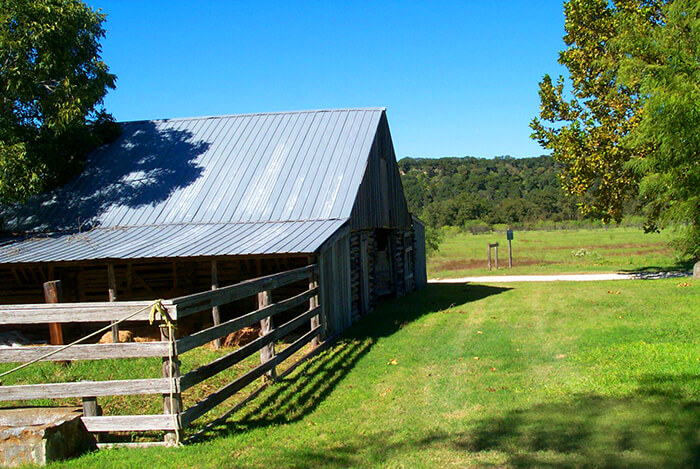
429;227;692;278
48;277;699;468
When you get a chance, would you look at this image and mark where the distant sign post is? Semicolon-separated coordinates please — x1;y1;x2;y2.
506;229;513;268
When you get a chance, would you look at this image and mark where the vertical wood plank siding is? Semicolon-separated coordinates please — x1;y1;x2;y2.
412;217;428;289
319;233;352;336
350;114;412;231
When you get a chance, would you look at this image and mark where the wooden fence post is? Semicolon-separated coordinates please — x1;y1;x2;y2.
161;325;182;445
259;290;276;381
309;257;320;348
82;396;99;416
211;261;221;349
43;280;64;346
107;264;119;343
488;243;499;271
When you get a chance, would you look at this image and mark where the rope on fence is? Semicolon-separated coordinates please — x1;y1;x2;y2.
147;300;181;444
0;299;183;444
0;300;168;382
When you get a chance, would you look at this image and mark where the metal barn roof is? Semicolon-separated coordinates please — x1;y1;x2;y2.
0;108;385;263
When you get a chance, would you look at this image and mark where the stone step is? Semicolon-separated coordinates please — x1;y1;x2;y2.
0;407;94;466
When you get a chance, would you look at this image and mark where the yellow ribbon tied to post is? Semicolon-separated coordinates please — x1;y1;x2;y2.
149;299;176;329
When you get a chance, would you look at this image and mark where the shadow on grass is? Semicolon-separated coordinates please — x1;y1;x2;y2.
450;373;699;468
193;283;511;441
243;378;699;468
348;283;513;341
188;284;699;468
620;258;695;274
459;391;699;468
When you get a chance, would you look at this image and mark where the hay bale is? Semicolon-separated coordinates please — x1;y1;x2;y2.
221;327;259;348
97;330;134;344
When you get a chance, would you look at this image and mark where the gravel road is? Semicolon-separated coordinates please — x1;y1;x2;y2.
429;271;691;283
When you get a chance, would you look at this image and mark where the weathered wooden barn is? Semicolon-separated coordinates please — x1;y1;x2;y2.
0;108;426;337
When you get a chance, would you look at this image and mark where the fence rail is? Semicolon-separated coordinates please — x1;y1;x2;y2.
0;342;170;362
0;263;323;443
0;300;175;324
171;265;317;318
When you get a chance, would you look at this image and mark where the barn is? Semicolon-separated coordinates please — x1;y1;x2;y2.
0;108;426;339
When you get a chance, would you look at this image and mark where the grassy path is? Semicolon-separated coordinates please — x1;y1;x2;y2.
55;278;699;468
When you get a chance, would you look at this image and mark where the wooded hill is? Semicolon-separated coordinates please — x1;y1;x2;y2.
398;155;585;228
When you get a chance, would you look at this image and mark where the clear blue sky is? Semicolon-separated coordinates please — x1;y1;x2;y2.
87;1;567;159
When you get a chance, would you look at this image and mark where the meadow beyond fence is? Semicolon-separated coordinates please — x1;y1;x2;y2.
429;226;692;279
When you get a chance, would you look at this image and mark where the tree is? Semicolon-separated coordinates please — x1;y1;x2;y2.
532;0;700;258
614;0;700;258
530;0;664;224
0;0;118;205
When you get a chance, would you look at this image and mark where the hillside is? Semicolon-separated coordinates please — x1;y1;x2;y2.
398;155;583;228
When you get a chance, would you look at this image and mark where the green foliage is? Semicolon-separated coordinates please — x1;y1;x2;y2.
0;0;118;204
399;155;583;229
530;0;662;223
424;225;443;255
614;0;700;259
533;0;700;259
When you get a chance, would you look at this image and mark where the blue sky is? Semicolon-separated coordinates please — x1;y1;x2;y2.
87;1;567;159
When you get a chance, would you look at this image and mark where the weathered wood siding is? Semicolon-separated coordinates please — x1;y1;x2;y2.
345;111;425;313
350;113;412;231
318;232;352;336
412;217;428;289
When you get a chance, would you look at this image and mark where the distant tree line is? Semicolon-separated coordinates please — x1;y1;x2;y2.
399;155;598;230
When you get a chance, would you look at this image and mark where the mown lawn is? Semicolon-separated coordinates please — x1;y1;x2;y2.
429;227;692;278
50;277;700;468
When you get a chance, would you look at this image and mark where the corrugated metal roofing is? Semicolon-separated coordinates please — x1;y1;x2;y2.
0;108;385;263
0;220;346;263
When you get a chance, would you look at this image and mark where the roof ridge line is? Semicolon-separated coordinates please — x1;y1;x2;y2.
120;108;387;125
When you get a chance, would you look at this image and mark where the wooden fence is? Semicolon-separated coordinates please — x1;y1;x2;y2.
0;264;322;446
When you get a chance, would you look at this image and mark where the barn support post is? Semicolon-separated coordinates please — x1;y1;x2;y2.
43;280;64;346
126;264;133;297
317;253;330;339
259;290;276;381
161;325;182;445
211;260;221;349
107;264;119;343
308;256;320;347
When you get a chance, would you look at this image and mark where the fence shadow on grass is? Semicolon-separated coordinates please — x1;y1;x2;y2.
192;283;511;441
